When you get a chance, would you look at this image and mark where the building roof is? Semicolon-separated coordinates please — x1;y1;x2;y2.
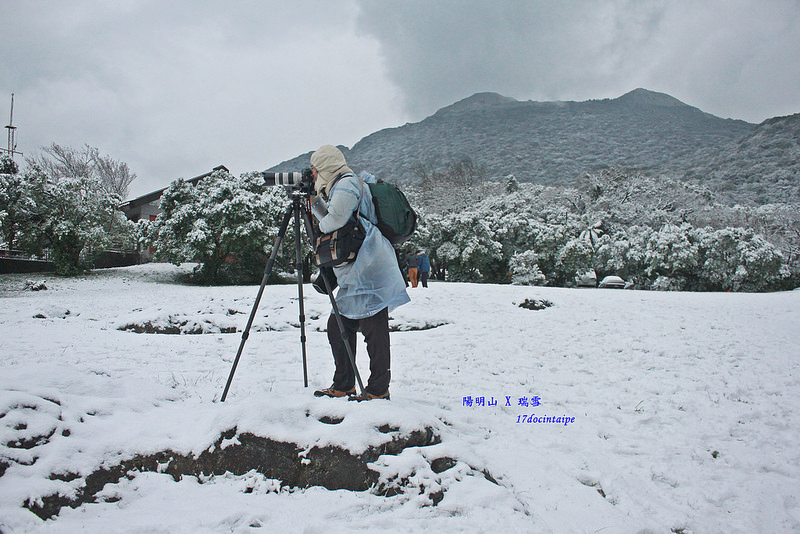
118;165;228;212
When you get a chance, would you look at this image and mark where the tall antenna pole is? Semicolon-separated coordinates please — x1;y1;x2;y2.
3;93;23;159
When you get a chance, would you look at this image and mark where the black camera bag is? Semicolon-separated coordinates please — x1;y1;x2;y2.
313;215;366;268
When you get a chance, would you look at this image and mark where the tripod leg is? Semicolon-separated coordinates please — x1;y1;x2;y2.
293;205;309;387
220;204;293;402
300;205;366;396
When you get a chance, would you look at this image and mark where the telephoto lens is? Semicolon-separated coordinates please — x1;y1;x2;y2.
261;168;314;193
262;171;305;187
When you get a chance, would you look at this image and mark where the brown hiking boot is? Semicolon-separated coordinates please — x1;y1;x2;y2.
349;390;390;402
313;385;356;398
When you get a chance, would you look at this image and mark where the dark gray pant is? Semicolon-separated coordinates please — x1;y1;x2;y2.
327;307;390;395
420;271;429;288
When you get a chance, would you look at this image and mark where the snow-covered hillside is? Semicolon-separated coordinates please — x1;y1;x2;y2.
1;264;799;533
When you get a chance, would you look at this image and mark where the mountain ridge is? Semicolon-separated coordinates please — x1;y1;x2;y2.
267;89;797;204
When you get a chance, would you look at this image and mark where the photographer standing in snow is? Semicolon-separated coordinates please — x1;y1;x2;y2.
309;145;409;401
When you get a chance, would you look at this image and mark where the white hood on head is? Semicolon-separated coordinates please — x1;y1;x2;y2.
310;145;353;197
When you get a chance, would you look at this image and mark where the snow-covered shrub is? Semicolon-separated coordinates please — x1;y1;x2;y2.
428;211;504;282
593;226;653;281
644;224;699;289
651;276;684;291
556;237;594;285
698;227;788;291
734;233;789;291
407;169;797;292
509;250;546;285
6;164;131;275
147;169;294;285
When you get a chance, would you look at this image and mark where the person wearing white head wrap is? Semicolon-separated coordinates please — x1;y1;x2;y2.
309;145;410;401
310;144;353;198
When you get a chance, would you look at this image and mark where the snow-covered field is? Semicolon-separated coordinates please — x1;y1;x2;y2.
1;263;799;533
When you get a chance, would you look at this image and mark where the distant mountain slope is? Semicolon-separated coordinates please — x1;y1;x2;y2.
687;113;800;203
267;89;799;203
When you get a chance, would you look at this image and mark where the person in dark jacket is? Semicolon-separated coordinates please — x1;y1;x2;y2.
405;251;420;288
396;248;410;287
417;251;431;288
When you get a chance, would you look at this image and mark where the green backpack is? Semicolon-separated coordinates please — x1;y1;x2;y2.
366;180;418;245
330;173;418;245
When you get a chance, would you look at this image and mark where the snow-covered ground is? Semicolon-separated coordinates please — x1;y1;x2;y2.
1;263;799;533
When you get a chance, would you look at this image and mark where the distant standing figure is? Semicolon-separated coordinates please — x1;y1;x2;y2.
405;251;420;288
417;251;431;288
396;248;409;287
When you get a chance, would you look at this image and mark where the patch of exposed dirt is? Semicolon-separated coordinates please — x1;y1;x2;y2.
23;424;477;520
518;298;553;310
118;320;237;334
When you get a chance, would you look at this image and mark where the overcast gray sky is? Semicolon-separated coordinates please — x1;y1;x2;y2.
3;0;799;199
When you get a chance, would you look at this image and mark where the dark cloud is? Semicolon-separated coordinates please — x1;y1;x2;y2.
2;1;798;199
2;1;403;198
356;0;800;122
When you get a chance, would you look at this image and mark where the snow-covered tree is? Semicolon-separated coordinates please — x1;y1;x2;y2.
505;175;520;193
428;210;504;282
402;164;797;291
147;169;295;285
1;156;24;247
144;178;198;266
27;144;136;199
698;227;787;291
593;226;652;283
556;237;594;284
10;163;131;275
644;224;700;290
733;233;788;291
1;154;19;175
509;250;546;285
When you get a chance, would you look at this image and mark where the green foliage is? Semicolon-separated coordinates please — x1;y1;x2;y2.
404;167;796;291
142;164;795;292
0;164;26;246
4;163;132;275
1;154;19;175
509;250;545;285
696;227;787;292
147;170;296;285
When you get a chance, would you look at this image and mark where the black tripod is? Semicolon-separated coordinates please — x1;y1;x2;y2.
219;189;365;402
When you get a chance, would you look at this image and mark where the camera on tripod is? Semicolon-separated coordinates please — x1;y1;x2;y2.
261;168;314;195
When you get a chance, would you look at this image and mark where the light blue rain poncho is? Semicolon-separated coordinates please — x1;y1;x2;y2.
310;145;410;320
